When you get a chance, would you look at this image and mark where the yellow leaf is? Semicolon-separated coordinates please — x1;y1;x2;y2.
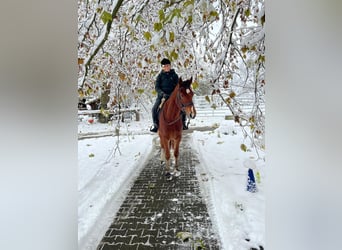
78;89;84;98
241;46;248;54
118;72;126;81
229;91;236;98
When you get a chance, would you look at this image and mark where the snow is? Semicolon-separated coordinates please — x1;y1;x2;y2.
78;111;265;250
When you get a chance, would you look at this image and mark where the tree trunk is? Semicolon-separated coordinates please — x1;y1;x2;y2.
99;88;110;123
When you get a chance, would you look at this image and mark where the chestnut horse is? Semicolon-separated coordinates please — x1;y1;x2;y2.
158;77;196;180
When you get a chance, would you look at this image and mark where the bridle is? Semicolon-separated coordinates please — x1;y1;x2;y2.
162;87;194;126
175;87;194;111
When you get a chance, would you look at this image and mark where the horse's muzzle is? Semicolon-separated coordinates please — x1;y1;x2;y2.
189;106;196;119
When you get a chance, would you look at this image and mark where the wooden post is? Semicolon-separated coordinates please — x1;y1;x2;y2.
134;111;140;121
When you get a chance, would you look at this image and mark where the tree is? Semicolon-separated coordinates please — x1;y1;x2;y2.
78;0;265;154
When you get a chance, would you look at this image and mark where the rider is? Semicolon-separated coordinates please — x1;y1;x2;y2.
150;58;188;132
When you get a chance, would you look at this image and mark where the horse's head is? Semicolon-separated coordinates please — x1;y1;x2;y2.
178;77;196;119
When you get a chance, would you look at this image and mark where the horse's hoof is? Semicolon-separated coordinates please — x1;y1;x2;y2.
174;170;181;177
165;172;172;181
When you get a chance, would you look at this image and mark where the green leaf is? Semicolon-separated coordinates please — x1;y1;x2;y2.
89;153;95;158
158;9;165;21
187;15;193;24
245;9;251;17
258;55;265;63
261;14;265;26
169;31;175;43
143;31;152;41
183;0;194;8
170;50;178;60
204;95;211;103
135;14;143;24
176;232;192;241
154;22;163;32
100;11;112;24
137;88;144;94
194;239;206;250
240;144;247;152
172;8;182;18
86;88;93;95
210;11;219;18
191;81;199;90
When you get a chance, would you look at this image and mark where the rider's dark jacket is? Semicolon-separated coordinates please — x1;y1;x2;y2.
155;69;179;98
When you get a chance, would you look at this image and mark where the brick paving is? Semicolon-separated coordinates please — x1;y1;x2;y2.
96;133;220;250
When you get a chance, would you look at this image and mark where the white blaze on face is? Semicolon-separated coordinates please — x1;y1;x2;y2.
186;88;190;94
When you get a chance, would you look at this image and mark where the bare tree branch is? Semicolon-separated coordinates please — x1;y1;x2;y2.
80;0;124;88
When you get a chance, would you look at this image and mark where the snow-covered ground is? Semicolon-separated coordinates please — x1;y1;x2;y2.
78;110;265;250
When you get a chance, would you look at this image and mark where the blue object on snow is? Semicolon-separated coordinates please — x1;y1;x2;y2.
247;168;257;192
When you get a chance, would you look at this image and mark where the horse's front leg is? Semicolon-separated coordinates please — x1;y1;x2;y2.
160;147;165;164
164;140;171;174
173;138;181;177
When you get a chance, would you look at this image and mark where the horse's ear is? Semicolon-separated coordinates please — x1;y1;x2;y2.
190;77;193;83
178;77;183;84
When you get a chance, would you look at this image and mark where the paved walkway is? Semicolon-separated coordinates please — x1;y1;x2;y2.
96;133;220;250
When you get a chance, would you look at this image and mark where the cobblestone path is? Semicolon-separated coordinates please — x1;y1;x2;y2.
96;133;220;250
